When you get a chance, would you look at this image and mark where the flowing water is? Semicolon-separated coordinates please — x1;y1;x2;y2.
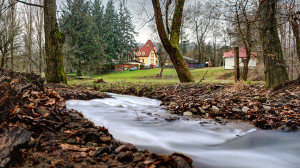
66;93;300;168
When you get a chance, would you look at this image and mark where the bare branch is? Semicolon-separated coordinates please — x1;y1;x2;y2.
16;0;43;8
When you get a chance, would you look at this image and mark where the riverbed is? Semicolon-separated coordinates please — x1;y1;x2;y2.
66;93;300;168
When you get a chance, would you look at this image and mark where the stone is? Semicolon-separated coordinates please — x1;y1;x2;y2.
190;108;198;113
198;107;205;114
115;145;127;154
242;106;250;113
93;146;109;157
86;142;97;147
117;151;133;162
215;117;224;123
100;136;112;143
132;153;144;162
173;156;192;168
263;105;271;110
169;102;178;109
183;111;193;116
0;127;31;167
232;108;241;112
209;106;219;116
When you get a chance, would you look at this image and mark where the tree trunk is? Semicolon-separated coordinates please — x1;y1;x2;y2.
76;60;82;76
258;0;289;88
152;0;194;83
290;15;300;62
242;50;251;81
44;0;67;84
0;52;5;68
10;0;15;70
234;47;240;82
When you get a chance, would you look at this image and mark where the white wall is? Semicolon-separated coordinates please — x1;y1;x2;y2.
224;57;257;70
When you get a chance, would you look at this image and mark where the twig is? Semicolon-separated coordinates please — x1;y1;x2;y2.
16;84;33;97
174;84;180;90
135;110;141;120
34;133;44;152
193;70;208;87
16;0;43;8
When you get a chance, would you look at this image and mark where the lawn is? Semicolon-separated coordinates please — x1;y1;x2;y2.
67;67;238;85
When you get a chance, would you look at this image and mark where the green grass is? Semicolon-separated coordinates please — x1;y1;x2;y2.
67;67;238;85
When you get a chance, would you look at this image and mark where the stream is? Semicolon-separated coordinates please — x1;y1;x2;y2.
66;93;300;168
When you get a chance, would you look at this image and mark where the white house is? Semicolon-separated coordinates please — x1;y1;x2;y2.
223;47;257;70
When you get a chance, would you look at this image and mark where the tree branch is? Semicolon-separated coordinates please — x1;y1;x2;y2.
16;0;43;8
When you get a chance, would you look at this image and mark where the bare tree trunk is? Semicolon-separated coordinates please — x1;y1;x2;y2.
234;47;240;82
290;15;300;62
258;0;289;88
9;0;16;70
158;53;167;77
44;0;67;83
152;0;194;83
36;0;44;74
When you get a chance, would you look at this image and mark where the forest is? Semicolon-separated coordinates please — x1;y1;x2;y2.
0;0;300;168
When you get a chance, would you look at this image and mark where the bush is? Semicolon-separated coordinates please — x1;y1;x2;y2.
140;64;145;69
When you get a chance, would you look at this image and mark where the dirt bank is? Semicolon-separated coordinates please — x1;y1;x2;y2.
0;68;192;168
93;81;300;131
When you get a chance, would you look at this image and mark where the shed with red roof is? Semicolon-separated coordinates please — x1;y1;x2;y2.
223;47;257;70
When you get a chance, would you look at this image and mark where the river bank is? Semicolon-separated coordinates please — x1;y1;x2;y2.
0;68;192;168
90;80;300;131
66;93;300;168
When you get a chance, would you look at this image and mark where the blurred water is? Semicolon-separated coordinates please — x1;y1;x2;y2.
66;93;300;168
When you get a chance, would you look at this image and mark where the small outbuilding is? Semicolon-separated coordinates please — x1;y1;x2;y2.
223;47;257;70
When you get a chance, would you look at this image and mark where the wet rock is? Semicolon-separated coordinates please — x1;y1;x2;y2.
117;151;133;162
190;108;198;114
132;153;144;162
263;105;271;110
199;120;212;125
114;144;137;154
169;102;178;109
198;107;206;114
242;106;250;113
183;111;193;116
0;127;31;167
165;116;179;122
86;142;97;147
100;136;112;143
209;106;219;116
215;117;224;123
282;120;298;132
172;153;193;167
173;156;192;168
94;146;109;157
232;108;241;112
115;144;127;154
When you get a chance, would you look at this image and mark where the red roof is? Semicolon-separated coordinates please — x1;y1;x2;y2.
223;47;257;58
135;40;156;57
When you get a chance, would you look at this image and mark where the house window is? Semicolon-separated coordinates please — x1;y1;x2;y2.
151;59;154;64
142;52;145;56
142;59;144;63
138;52;141;56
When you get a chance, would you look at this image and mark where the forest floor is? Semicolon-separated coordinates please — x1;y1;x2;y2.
0;68;193;168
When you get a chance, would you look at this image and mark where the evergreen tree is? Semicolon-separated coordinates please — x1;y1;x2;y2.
118;1;137;63
103;0;119;71
60;0;103;75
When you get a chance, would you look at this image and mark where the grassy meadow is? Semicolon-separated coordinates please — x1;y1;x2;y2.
67;67;240;85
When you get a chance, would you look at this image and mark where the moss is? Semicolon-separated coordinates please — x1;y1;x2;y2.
55;30;63;40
